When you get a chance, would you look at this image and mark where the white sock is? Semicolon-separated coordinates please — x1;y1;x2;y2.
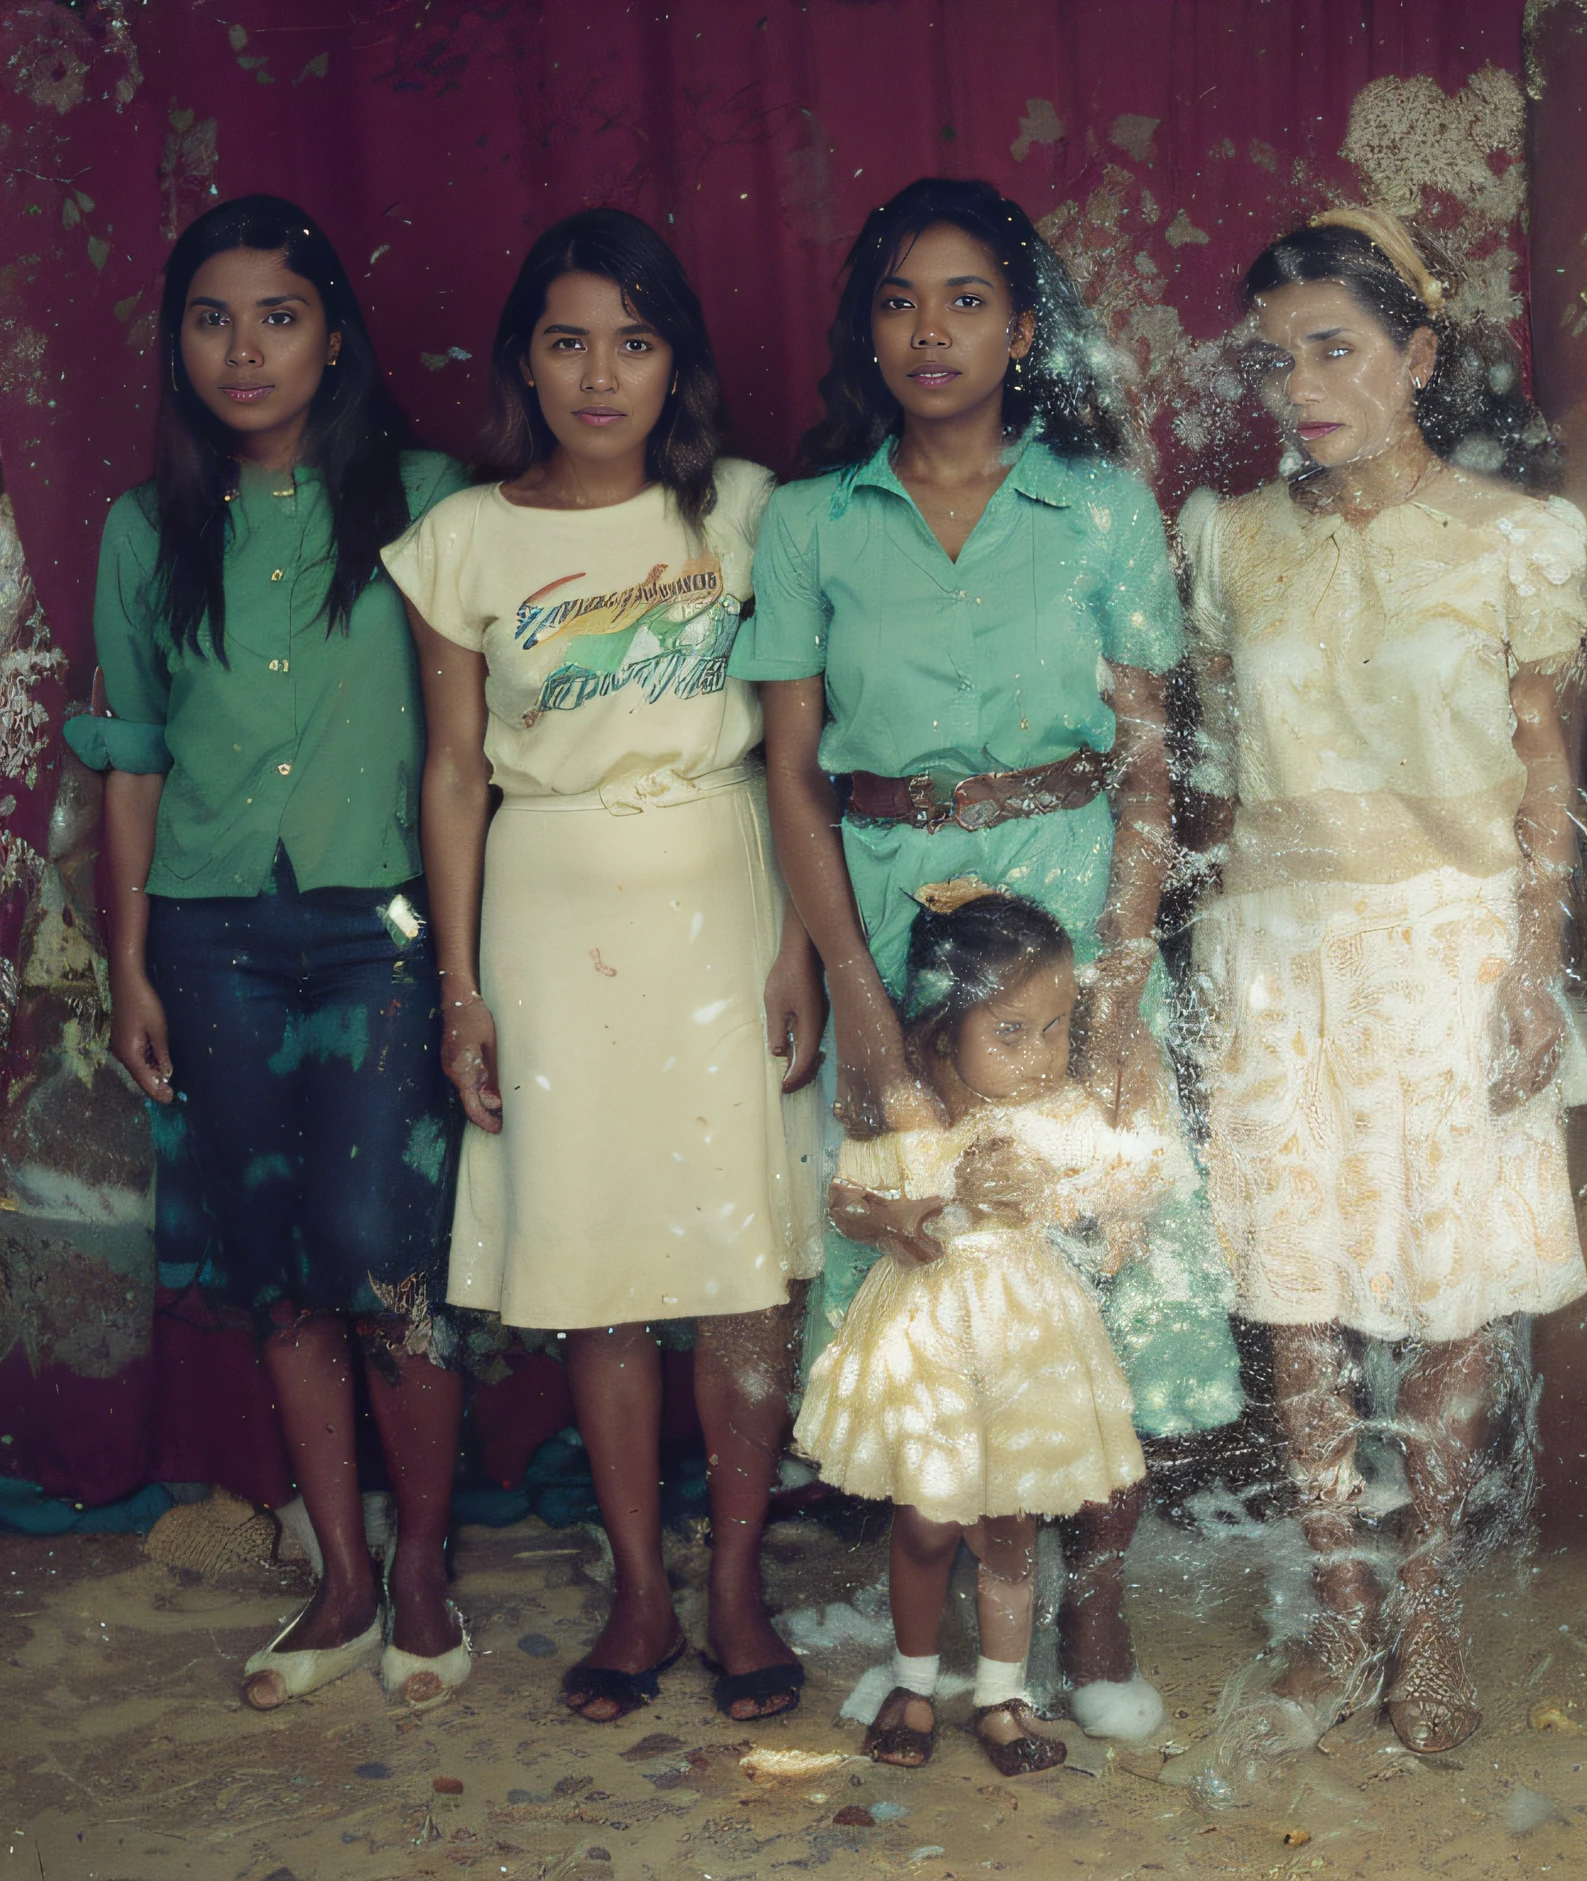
973;1655;1029;1709
891;1649;940;1698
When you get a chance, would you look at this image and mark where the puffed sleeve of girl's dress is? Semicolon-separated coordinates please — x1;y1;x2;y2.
63;490;174;775
1095;462;1184;674
1503;495;1587;671
380;485;489;653
727;479;832;680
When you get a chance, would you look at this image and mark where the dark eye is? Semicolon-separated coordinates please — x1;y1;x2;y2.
194;309;228;328
622;337;654;354
951;294;985;310
550;336;584;352
1323;344;1352;360
996;1021;1025;1038
263;309;295;327
877;295;915;312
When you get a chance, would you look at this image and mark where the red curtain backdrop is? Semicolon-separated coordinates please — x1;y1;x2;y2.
0;0;1534;1501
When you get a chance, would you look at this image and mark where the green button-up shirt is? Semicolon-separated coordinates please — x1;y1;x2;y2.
69;450;466;898
728;435;1183;779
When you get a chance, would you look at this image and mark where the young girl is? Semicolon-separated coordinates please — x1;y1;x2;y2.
797;885;1194;1771
1187;208;1587;1752
382;209;824;1724
67;196;470;1710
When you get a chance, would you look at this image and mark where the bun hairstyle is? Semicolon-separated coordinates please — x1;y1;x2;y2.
801;175;1132;472
480;207;724;528
902;887;1074;1052
153;194;413;661
1242;210;1558;490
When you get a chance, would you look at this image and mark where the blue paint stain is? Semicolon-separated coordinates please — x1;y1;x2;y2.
268;1003;370;1075
402;1116;448;1186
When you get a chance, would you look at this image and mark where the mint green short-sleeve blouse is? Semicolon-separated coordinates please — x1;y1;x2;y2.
729;435;1183;780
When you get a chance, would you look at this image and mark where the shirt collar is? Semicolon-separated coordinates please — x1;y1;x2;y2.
834;430;1071;517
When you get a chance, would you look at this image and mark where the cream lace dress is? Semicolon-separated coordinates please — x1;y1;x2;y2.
793;1085;1196;1526
1184;476;1587;1343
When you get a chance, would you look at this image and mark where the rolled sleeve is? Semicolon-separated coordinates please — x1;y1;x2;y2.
381;490;486;653
92;492;174;771
1099;468;1184;674
728;488;830;680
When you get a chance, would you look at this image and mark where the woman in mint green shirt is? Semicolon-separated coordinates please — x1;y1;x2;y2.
733;178;1242;1756
67;197;470;1715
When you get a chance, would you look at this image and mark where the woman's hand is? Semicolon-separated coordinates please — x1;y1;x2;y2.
764;917;827;1094
110;971;173;1103
443;994;504;1132
828;1179;946;1267
1099;1218;1149;1278
830;978;944;1135
951;1135;1032;1228
1489;964;1566;1115
1079;944;1157;1123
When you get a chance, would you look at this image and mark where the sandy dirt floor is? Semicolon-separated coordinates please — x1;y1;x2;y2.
2;1500;1585;1881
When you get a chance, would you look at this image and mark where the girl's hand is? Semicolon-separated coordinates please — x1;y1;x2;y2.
443;995;504;1132
110;972;173;1103
764;929;828;1094
828;1180;946;1266
952;1135;1031;1227
1489;965;1566;1114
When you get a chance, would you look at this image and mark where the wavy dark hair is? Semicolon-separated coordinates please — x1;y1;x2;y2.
902;891;1074;1048
1243;222;1558;489
479;209;723;528
801;177;1131;472
151;195;412;660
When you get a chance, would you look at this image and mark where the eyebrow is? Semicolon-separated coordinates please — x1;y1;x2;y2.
187;294;311;311
541;321;657;336
1304;326;1354;341
878;273;997;291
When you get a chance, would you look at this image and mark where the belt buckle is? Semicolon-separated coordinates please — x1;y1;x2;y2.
906;773;950;832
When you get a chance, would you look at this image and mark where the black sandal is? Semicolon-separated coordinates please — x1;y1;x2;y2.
561;1634;687;1723
862;1686;937;1767
973;1700;1066;1777
700;1651;806;1720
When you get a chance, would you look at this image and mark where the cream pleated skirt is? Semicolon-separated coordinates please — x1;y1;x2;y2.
794;1226;1146;1527
1199;864;1587;1343
445;769;821;1329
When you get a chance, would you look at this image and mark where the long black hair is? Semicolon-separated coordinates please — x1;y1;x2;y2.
801;177;1132;472
152;194;412;660
902;890;1073;1040
480;208;723;528
1243;221;1558;490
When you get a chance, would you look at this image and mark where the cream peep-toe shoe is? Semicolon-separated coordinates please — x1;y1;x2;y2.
380;1602;472;1708
242;1609;384;1708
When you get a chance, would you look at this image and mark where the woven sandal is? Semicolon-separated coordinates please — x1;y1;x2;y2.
862;1686;937;1768
973;1700;1067;1776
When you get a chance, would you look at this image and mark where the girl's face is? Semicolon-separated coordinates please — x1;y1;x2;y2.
181;247;340;459
523;271;675;465
952;953;1075;1106
870;222;1033;426
1250;279;1436;470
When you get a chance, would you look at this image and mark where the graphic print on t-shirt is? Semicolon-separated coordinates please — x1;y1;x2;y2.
513;552;739;716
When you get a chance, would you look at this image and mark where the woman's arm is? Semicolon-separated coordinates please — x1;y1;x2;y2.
104;769;173;1102
760;677;939;1131
1491;660;1580;1112
405;603;502;1133
1088;663;1174;1114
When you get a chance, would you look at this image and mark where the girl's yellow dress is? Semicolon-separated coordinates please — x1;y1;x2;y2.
794;1085;1196;1527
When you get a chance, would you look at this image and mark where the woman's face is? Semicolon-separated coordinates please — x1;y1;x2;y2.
523;271;675;465
181;247;340;459
871;222;1033;426
1250;279;1437;470
952;954;1075;1106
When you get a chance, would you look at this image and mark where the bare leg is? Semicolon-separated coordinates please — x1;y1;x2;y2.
695;1299;803;1718
246;1314;379;1709
1268;1322;1383;1713
869;1504;962;1761
562;1323;681;1721
1385;1326;1508;1753
364;1345;464;1659
966;1515;1062;1769
1055;1481;1146;1686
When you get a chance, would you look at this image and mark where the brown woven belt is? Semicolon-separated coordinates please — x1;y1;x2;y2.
847;748;1105;834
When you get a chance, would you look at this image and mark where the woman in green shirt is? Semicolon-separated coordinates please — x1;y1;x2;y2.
67;197;470;1712
733;177;1241;1751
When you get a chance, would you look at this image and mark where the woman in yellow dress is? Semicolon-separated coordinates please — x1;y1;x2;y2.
384;210;823;1723
1186;209;1587;1754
